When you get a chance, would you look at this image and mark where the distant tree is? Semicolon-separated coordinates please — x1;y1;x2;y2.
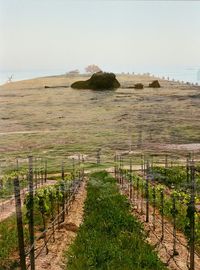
85;64;102;74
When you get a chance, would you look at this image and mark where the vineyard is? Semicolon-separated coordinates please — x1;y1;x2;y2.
0;152;200;270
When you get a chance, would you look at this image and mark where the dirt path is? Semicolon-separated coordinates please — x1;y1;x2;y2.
119;179;200;270
34;180;87;270
0;180;57;222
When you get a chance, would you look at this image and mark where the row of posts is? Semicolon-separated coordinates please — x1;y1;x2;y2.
14;155;84;270
114;153;197;270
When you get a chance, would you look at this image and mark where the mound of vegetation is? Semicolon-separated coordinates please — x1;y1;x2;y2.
71;72;120;90
66;171;166;270
149;80;161;88
134;83;144;89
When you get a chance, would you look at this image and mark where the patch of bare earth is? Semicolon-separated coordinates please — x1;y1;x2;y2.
34;180;87;270
119;180;200;270
142;143;200;153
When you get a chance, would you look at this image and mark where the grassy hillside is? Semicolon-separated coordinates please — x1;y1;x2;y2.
0;74;199;163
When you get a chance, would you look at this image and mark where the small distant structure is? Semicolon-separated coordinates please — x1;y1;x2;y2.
7;74;13;83
66;69;80;75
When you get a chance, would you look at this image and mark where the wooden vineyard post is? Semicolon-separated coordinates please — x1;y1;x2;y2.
72;158;75;181
140;179;144;215
78;154;81;182
160;190;164;241
121;156;124;188
186;156;190;184
28;156;35;270
41;158;44;185
116;155;119;182
172;191;178;256
119;156;122;185
61;180;65;223
141;154;143;175
189;160;195;270
96;148;101;164
14;158;27;270
129;158;133;201
143;156;146;177
34;157;37;189
151;155;154;170
65;180;69;216
114;154;117;179
61;160;65;222
145;160;149;223
61;161;64;181
152;186;156;231
81;154;83;183
136;174;139;211
44;159;47;183
56;185;60;229
165;154;168;168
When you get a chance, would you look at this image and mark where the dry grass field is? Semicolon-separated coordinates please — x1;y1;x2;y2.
0;74;200;165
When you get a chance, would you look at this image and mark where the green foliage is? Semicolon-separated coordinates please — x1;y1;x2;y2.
151;166;187;188
0;214;29;269
0;168;28;199
66;171;166;270
126;170;200;248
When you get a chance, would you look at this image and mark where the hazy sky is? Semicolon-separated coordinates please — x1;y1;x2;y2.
0;0;200;73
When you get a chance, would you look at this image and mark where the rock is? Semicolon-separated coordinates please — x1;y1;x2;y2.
71;72;120;90
149;80;161;88
65;222;79;232
134;83;144;89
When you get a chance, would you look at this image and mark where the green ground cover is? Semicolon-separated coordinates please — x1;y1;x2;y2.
66;171;166;270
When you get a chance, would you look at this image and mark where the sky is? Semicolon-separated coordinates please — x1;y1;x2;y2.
0;0;200;74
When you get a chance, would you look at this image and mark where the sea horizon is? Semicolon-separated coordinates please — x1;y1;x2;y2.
0;66;200;86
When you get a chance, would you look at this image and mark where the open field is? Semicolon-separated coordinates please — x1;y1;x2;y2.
0;74;200;166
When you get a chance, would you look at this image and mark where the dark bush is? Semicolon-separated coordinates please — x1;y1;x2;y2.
134;83;144;89
149;80;161;88
71;72;120;90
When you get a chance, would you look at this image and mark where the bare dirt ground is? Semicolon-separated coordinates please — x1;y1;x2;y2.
34;180;87;270
0;180;56;222
142;143;200;153
119;180;200;270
